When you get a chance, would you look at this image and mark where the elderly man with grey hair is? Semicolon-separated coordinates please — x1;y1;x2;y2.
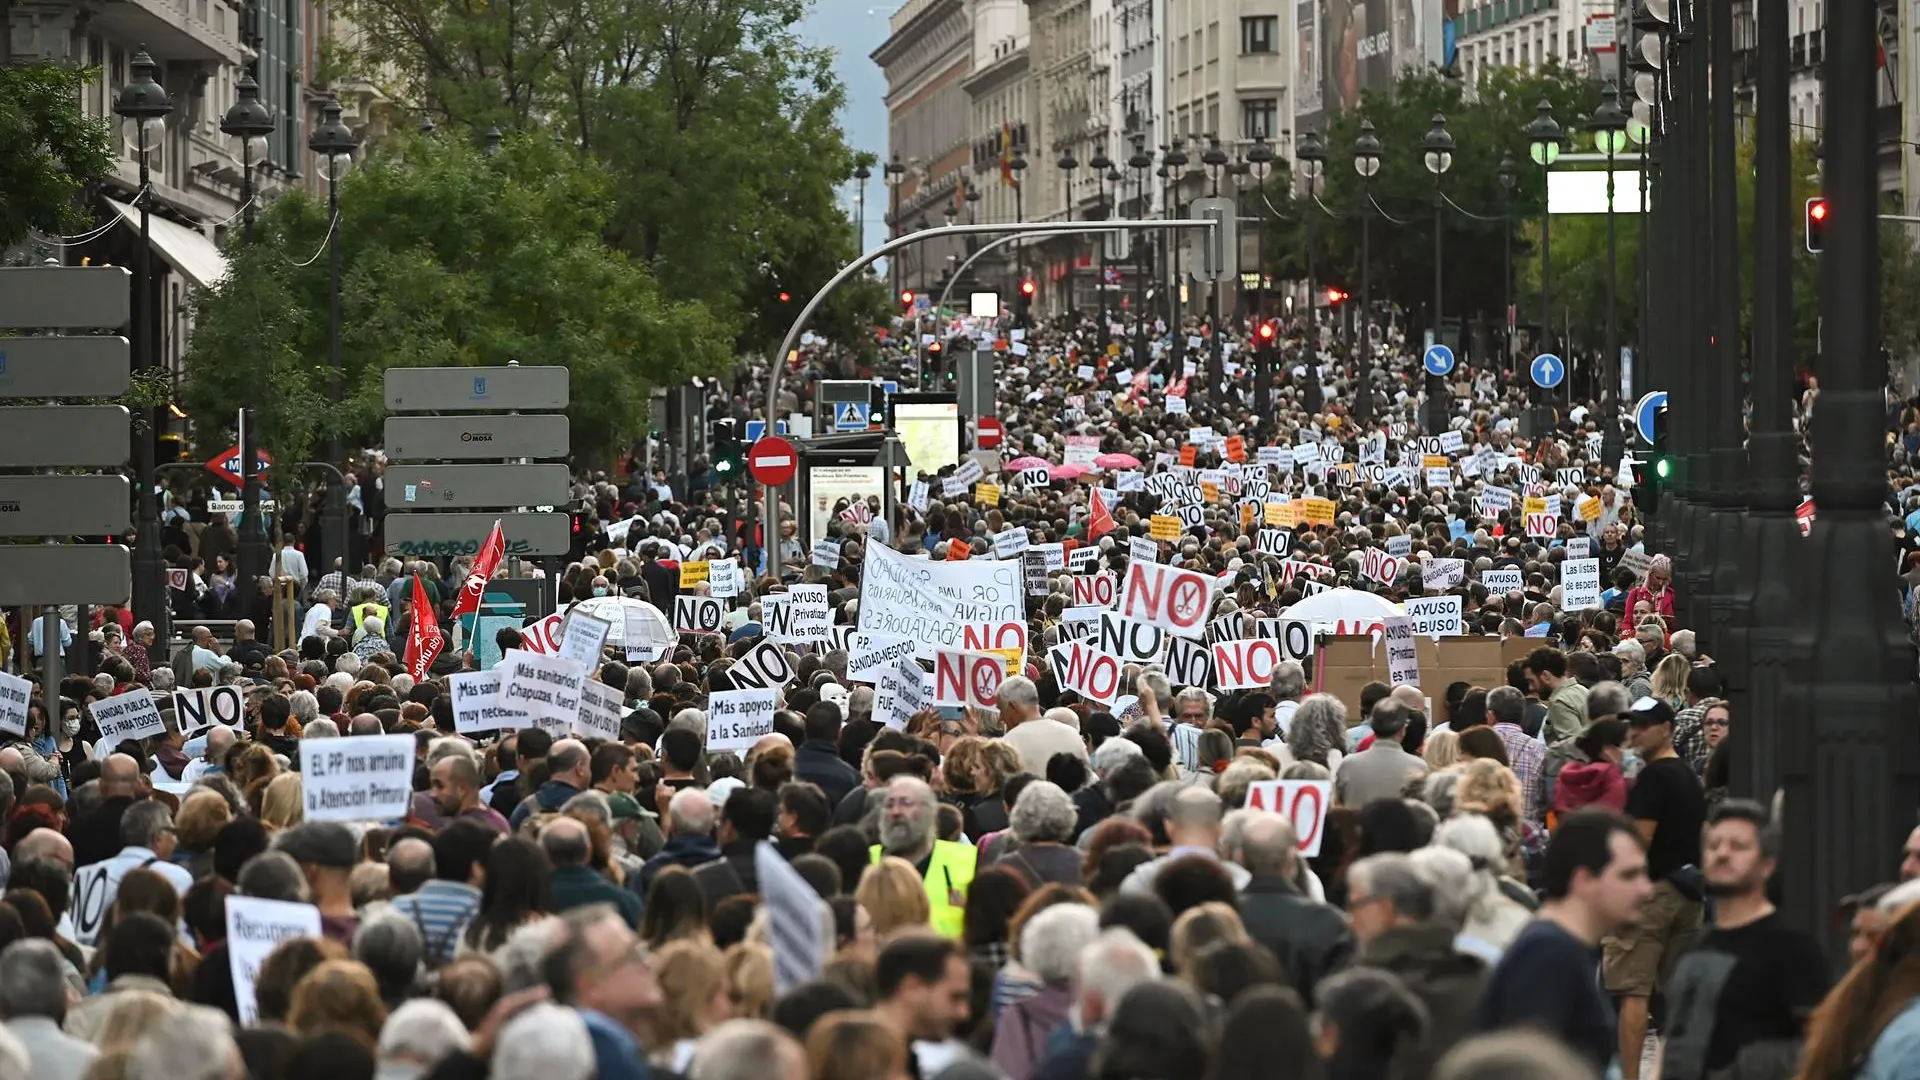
377;999;471;1080
688;1020;807;1080
993;902;1101;1078
1346;851;1488;1072
1224;809;1350;1001
1121;785;1249;895
993;780;1084;885
1269;659;1308;736
125;1004;241;1080
0;939;97;1080
636;787;719;897
999;675;1088;774
1334;698;1429;809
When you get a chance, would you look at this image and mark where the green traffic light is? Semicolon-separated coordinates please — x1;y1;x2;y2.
1654;457;1672;479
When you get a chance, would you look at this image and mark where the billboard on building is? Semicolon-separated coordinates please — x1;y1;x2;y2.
1321;0;1446;117
1295;0;1323;125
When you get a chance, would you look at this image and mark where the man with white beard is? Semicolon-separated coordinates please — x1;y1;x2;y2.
867;776;976;939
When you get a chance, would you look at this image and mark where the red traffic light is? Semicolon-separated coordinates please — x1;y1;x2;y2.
1019;279;1036;297
1809;199;1828;221
928;340;943;353
1805;197;1829;252
777;291;792;303
900;289;916;306
1255;320;1277;342
1325;287;1349;305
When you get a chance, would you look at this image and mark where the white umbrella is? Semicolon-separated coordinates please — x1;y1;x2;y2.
563;596;676;651
1281;588;1403;638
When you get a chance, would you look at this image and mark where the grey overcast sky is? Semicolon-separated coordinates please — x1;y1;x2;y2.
797;0;891;235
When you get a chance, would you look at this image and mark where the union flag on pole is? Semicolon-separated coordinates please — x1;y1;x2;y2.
1088;487;1116;543
450;519;505;623
406;574;443;680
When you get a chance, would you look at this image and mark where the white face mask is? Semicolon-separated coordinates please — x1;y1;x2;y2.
63;714;80;737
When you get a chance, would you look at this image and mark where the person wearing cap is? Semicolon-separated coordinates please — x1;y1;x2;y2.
275;821;362;943
1606;695;1707;1079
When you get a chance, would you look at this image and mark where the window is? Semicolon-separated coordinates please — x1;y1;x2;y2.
1241;98;1278;139
1240;15;1277;53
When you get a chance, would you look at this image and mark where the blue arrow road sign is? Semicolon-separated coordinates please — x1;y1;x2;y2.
1530;353;1565;389
833;401;870;431
1633;391;1668;444
744;419;789;442
1422;344;1455;377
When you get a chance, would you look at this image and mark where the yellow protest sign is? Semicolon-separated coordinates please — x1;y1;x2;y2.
1264;501;1293;527
680;560;710;587
1577;495;1603;521
1150;515;1182;541
1522;496;1548;517
1298;498;1337;527
976;482;1002;506
1200;481;1221;504
1423;455;1450;471
1239;503;1256;530
984;647;1023;676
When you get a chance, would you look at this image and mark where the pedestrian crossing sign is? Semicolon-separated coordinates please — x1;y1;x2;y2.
834;401;870;431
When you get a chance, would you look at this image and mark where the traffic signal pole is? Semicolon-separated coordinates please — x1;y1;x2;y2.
761;219;1220;549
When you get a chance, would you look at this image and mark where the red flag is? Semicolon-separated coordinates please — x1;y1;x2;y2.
1087;487;1115;543
406;574;443;680
450;519;505;623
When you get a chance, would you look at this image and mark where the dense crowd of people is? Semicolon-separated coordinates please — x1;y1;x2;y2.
0;312;1913;1080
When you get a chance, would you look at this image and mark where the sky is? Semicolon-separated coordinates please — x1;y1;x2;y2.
796;0;893;241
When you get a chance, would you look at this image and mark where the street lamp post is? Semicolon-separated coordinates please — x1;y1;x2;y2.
1589;82;1630;471
1421;113;1454;435
1090;145;1113;341
220;71;276;596
482;125;503;158
1011;144;1028;296
1497;151;1517;375
308;95;359;588
1202;136;1229;399
1164;140;1190;369
1246;136;1274;321
1351;120;1381;428
1296;130;1326;417
884;155;906;297
115;46;173;643
1525;100;1564;435
1129;138;1152;364
1058;148;1078;315
853;162;871;253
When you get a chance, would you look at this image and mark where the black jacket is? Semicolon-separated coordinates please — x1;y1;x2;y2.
794;740;861;807
1236;874;1355;1004
691;841;761;908
1360;923;1490;1080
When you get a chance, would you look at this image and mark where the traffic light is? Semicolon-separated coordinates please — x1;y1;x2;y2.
777;290;792;303
1324;287;1349;306
1805;197;1829;253
708;418;742;478
868;382;890;427
900;289;916;310
1255;320;1278;346
1631;405;1670;516
1017;279;1036;325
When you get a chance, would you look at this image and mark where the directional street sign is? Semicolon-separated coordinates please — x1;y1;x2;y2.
1530;353;1566;389
0;546;131;605
0;337;131;398
0;266;129;328
748;436;799;486
1634;390;1669;444
383;366;570;412
0;475;130;536
205;445;273;486
207;499;277;515
385;463;570;509
1422;344;1455;377
832;401;870;432
384;414;570;461
1190;196;1239;283
385;511;572;558
0;406;129;467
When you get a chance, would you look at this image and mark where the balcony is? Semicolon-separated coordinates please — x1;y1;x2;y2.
88;0;245;65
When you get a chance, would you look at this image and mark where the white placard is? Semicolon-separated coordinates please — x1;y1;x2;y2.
1423;558;1466;590
575;679;624;741
1386;534;1412;557
173;684;247;735
1481;568;1525;592
1129;536;1158;564
848;633;918;683
873;659;926;730
301;734;416;823
1065;545;1098;572
1566;536;1592;559
558;612;612;670
1096;611;1170;666
856;541;1025;655
992;527;1031;559
675;595;726;635
707;687;777;752
1117;561;1215;639
88;691;166;746
709;557;742;599
787;585;832;643
1210;638;1284;691
1404;595;1464;638
226;895;323;1025
497;649;589;731
907;480;929;511
1561;557;1602;610
1244;780;1335;857
0;672;27;738
930;650;1004;709
450;670;524;733
729;639;796;690
811;540;842;569
1383;615;1420;686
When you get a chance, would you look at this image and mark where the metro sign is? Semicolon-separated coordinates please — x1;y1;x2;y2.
205;445;272;487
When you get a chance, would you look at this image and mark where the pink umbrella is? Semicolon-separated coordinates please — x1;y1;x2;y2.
1093;452;1141;469
1006;456;1052;471
1048;463;1089;481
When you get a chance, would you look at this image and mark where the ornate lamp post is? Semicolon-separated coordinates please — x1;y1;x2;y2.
1589;82;1630;468
852;162;871;252
1128;137;1153;364
884;155;906;296
1421;113;1455;435
1351;119;1382;427
1524;100;1564;433
1090;145;1113;339
1058;147;1078;314
308;95;359;586
1497;150;1517;370
1296;129;1327;417
220;72;277;595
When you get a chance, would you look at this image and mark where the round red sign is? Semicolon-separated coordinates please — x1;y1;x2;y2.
977;416;1004;450
747;436;798;486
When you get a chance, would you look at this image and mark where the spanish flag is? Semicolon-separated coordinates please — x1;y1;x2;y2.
999;123;1020;189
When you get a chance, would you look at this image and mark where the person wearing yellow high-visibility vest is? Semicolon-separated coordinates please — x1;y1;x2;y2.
350;598;389;643
868;775;975;938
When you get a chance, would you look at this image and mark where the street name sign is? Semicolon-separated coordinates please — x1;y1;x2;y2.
383;366;570;412
0;406;130;467
0;337;131;398
386;463;570;509
0;475;130;535
0;546;130;605
385;511;571;558
0;266;129;328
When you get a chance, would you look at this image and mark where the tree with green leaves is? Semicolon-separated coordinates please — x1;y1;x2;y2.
0;61;114;251
180;133;733;474
323;0;882;352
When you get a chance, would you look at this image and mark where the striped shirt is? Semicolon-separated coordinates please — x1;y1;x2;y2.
390;880;481;968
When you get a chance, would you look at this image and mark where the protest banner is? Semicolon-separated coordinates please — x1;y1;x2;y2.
226;895;323;1024
174;684;246;735
1164;636;1214;687
1046;640;1127;707
1256;528;1295;558
1211;637;1283;690
932;650;1004;709
1566;535;1592;558
496;649;588;731
301;734;416;822
1129;536;1158;564
575;679;624;742
1561;557;1602;610
1481;568;1524;592
557;611;611;670
1404;595;1464;637
1384;615;1419;686
960;621;1028;671
728;640;796;690
1118;561;1214;639
1423;558;1466;590
1244;780;1334;856
992;527;1030;559
88;691;166;746
873;659;925;730
788;585;831;644
0;672;26;737
709;558;741;598
707;687;777;752
680;560;710;588
1072;572;1117;608
856;541;1024;655
674;595;726;635
1096;611;1170;666
848;633;918;683
811;540;842;569
449;670;524;733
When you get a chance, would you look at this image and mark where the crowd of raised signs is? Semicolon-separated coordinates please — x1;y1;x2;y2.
0;313;1897;1080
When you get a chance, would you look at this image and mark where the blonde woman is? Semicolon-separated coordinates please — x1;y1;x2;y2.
806;1009;910;1080
854;857;931;941
644;940;734;1073
1650;652;1691;711
723;942;775;1020
259;771;305;832
1421;729;1461;771
1169;901;1250;981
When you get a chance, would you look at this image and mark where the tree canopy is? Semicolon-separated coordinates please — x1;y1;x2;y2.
0;61;115;251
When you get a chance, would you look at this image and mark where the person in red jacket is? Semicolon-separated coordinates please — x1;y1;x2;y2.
1551;718;1631;828
1623;554;1677;622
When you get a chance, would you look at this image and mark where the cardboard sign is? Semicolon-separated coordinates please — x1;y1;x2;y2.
873;659;926;730
707;687;777;752
0;672;27;738
1096;611;1170;666
1617;548;1653;583
496;649;588;733
174;684;246;735
1256;528;1295;558
1119;561;1215;639
1386;534;1412;557
946;538;972;560
575;680;624;742
1019;467;1052;488
675;595;726;635
1481;568;1525;592
302;734;416;823
1244;779;1334;856
1066;545;1098;572
1362;546;1406;585
992;527;1030;559
1576;495;1603;522
1210;637;1284;690
975;482;1002;507
227;896;323;1024
1073;572;1117;609
1383;615;1420;686
1560;557;1602;610
1424;558;1466;590
1164;636;1214;688
449;670;523;733
1149;514;1182;541
908;480;929;511
786;585;832;644
680;560;710;588
89;691;166;747
847;633;918;683
931;650;1005;709
1129;536;1158;564
811;540;843;568
1404;595;1464;637
1297;498;1336;527
728;640;796;690
1566;536;1592;559
1046;640;1128;707
1525;511;1560;538
708;557;741;599
557;611;612;670
857;541;1024;654
960;621;1028;671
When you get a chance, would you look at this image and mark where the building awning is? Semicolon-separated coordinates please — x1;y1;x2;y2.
106;198;230;293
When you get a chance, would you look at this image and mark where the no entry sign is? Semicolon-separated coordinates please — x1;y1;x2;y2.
748;436;798;486
977;416;1004;450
